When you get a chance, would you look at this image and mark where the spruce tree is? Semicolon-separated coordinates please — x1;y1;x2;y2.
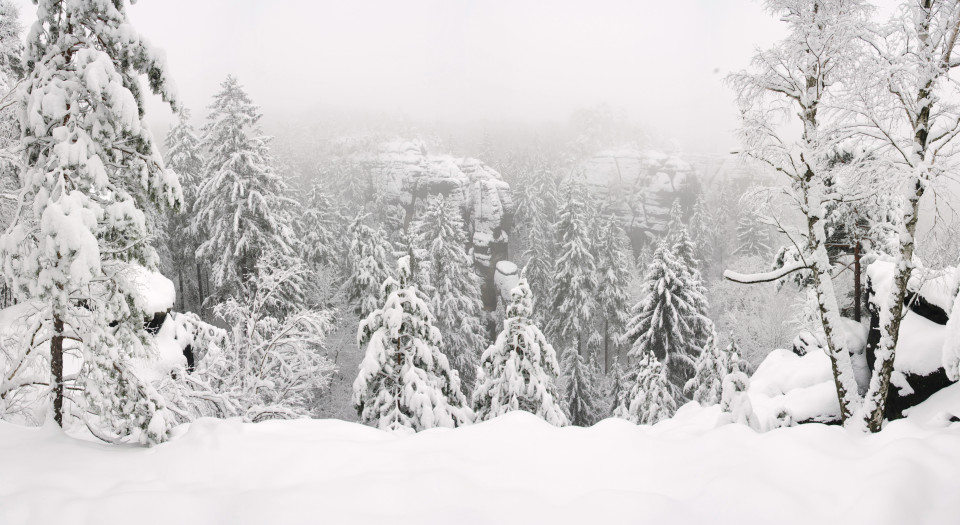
734;210;771;257
595;216;632;371
547;179;598;355
625;242;709;395
193;76;298;306
608;360;629;416
621;352;677;425
299;181;341;271
163;109;205;313
473;278;568;426
353;257;472;432
685;332;725;406
517;158;558;321
561;350;603;426
415;195;487;388
0;0;181;442
672;226;712;355
343;215;392;320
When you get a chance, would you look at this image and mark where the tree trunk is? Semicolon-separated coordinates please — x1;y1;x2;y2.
195;262;204;314
51;315;64;427
854;241;861;322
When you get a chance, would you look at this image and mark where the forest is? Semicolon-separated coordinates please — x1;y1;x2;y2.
1;0;960;523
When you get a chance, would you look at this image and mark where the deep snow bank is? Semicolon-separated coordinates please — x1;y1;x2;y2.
2;407;960;525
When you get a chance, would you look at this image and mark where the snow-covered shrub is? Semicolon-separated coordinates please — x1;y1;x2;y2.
162;255;336;422
718;371;759;430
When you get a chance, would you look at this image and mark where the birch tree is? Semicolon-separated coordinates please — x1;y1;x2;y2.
725;0;870;425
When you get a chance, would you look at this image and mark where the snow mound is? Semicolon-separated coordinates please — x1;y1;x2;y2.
2;411;959;524
748;348;841;426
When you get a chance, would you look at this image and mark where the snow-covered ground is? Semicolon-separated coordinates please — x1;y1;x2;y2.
3;399;960;525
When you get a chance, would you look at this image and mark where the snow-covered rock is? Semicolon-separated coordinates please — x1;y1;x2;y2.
358;140;514;309
580;148;698;243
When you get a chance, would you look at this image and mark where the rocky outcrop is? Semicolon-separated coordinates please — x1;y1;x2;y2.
361;140;514;310
581;148;699;248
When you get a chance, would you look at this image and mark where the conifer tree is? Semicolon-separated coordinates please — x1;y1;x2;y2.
343;215;392;320
595;216;632;371
473;278;568;426
687;193;714;272
561;350;603;426
621;352;677;425
193;76;298;306
608;360;629;416
547;180;598;354
733;210;771;257
0;0;181;442
353;257;472;432
672;226;712;354
299;181;342;271
163;109;205;312
626;242;709;395
415;195;486;388
517;158;558;320
0;0;23;280
684;332;725;406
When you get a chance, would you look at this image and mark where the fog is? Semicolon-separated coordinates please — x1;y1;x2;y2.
15;0;793;155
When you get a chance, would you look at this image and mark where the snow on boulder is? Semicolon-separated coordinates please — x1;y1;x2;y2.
894;311;947;376
747;348;841;427
114;263;176;317
493;260;520;305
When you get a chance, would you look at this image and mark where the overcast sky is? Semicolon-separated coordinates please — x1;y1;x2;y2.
13;1;799;155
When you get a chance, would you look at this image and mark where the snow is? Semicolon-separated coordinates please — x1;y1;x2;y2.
894;311;947;376
123;265;176;316
748;348;841;425
2;410;960;524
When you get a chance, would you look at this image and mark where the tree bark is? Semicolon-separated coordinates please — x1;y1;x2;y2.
51;315;64;427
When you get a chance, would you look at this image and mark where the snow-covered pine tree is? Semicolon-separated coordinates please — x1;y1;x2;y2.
561;349;603;426
163;109;205;313
0;0;182;443
734;210;771;257
684;332;725;406
672;226;712;356
608;359;629;416
595;216;632;372
626;241;709;395
415;195;486;388
193;75;299;306
518;157;558;321
299;181;341;271
473;278;568;425
547;179;598;355
353;257;472;432
621;351;677;425
724;338;748;375
687;193;714;272
343;215;392;320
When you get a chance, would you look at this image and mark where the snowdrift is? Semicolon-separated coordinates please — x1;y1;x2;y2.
2;406;960;525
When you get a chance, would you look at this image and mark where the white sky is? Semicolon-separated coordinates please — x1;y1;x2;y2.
9;1;817;155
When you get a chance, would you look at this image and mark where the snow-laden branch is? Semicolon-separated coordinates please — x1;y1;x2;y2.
722;260;808;285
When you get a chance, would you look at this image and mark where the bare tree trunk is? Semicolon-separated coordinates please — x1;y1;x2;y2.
51;315;64;427
195;262;204;314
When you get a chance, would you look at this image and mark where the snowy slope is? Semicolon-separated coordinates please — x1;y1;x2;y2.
2;409;959;525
